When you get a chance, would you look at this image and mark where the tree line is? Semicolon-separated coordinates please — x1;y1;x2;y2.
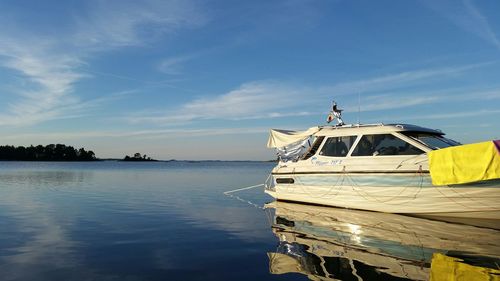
0;144;97;161
123;152;156;161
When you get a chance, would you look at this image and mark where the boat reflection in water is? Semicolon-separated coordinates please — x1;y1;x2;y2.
265;202;500;281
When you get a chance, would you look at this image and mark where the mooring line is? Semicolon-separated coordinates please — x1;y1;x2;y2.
223;183;264;195
223;183;265;210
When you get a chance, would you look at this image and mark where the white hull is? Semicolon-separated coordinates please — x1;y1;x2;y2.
266;175;500;219
266;123;500;220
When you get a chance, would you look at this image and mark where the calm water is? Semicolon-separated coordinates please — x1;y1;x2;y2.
0;161;499;281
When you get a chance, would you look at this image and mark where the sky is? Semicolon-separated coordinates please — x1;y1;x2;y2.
0;0;499;160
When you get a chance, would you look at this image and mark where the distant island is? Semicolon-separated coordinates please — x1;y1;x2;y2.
0;144;97;161
123;153;157;161
0;145;273;162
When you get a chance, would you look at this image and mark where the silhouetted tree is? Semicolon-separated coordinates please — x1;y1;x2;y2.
123;153;157;161
0;144;97;161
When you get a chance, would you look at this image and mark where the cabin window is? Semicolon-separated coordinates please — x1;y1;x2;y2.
319;136;357;157
402;132;460;149
352;134;423;156
301;136;325;160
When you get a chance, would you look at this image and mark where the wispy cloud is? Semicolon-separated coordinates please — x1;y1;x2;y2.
0;49;134;126
322;62;492;95
462;0;500;50
158;54;199;75
0;0;207;127
0;43;85;126
157;45;229;76
377;109;500;122
130;63;494;125
13;87;499;141
0;127;270;143
128;81;312;124
446;88;500;101
73;0;207;49
414;109;500;120
345;87;500;112
353;95;441;112
423;0;500;50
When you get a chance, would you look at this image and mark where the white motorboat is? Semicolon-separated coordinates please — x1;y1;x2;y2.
265;107;500;219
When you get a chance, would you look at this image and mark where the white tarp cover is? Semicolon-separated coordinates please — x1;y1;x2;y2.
267;127;320;148
276;138;311;162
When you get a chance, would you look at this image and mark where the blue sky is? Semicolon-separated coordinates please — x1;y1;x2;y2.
0;0;499;160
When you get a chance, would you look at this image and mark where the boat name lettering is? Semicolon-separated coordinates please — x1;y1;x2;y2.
330;159;343;165
311;157;342;166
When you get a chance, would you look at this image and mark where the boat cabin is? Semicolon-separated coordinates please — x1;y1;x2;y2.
308;124;458;157
268;124;460;173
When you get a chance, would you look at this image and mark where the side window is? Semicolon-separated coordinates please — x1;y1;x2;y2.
319;136;356;157
352;134;423;156
352;135;376;156
301;136;325;160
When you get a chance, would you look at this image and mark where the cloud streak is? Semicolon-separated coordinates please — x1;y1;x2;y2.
0;0;207;127
73;0;207;49
0;127;270;143
461;0;500;50
130;63;494;125
128;81;312;124
0;42;85;126
381;109;500;122
158;53;199;75
423;0;500;50
352;95;441;112
321;62;492;95
344;87;500;113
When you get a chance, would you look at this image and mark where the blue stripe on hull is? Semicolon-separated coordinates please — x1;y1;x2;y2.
275;175;500;188
292;174;433;188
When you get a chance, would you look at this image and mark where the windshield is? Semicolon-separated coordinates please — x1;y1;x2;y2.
402;132;460;150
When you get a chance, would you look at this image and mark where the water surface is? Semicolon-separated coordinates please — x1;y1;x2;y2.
0;161;498;281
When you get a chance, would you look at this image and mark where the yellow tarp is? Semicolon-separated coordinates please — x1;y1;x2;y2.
428;141;500;185
429;253;500;281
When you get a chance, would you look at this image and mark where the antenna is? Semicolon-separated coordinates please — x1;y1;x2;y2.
357;92;361;125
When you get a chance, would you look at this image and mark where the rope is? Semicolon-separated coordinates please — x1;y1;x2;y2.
223;183;265;210
442;183;498;210
343;168;426;205
295;169;345;198
223;183;264;195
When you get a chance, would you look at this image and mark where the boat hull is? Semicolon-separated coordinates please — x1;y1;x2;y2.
266;174;500;219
